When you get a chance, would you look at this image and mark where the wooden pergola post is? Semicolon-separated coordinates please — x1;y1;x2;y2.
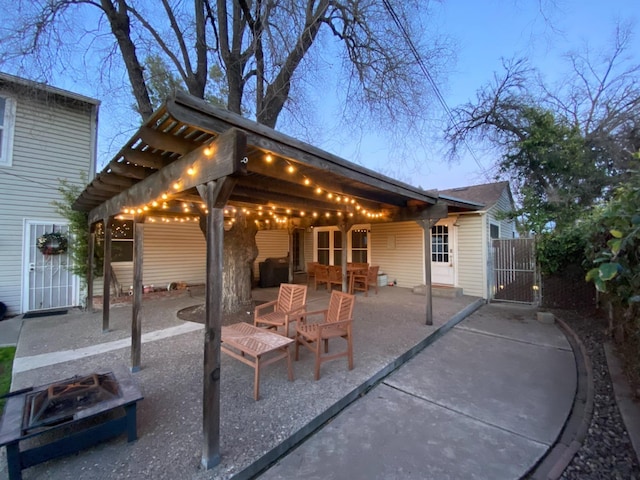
131;215;145;372
418;202;448;326
287;222;295;283
102;217;113;332
338;220;353;292
87;223;95;313
420;219;434;326
200;178;236;469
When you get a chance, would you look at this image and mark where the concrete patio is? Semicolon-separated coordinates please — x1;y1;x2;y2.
1;285;482;479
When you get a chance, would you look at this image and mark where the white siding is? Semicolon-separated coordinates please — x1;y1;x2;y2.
455;214;486;298
487;188;517;239
253;229;289;279
370;222;424;288
0;88;96;315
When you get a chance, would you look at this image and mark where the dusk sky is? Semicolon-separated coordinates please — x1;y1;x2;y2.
6;1;635;191
319;0;640;190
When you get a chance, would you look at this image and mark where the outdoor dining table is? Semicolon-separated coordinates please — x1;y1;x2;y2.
221;322;295;400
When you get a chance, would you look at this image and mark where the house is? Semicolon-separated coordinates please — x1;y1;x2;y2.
0;72;99;316
252;181;516;300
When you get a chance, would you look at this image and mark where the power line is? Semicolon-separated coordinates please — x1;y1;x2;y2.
381;0;491;181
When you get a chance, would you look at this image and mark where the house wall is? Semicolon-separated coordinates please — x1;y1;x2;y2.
93;221;206;295
253;229;289;280
0;86;96;315
370;222;425;288
487;189;517;239
453;214;486;298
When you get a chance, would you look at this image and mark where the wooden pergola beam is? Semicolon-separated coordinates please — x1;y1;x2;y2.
138;126;197;155
123;148;174;169
88;128;247;224
167;95;439;206
107;161;154;180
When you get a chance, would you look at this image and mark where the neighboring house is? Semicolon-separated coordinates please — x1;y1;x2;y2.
252;181;516;300
0;73;99;316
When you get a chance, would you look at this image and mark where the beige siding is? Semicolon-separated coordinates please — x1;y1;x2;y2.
370;222;424;288
253;229;289;279
455;214;486;298
93;222;206;295
0;88;95;315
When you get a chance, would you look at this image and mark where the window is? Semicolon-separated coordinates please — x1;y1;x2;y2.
317;231;330;265
315;228;342;266
351;229;368;263
490;223;500;239
431;225;449;263
0;95;16;166
111;219;134;262
96;219;134;262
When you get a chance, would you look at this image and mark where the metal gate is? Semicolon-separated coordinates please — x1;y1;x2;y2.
23;221;78;312
491;238;538;304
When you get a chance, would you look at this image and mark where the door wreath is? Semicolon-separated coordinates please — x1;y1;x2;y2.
37;232;68;255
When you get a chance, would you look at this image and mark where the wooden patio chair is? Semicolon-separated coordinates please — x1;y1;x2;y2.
254;283;308;338
313;264;329;290
295;290;355;380
328;265;343;291
352;265;379;296
306;262;319;287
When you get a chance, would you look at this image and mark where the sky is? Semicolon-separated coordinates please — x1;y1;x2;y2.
7;0;636;192
317;0;640;190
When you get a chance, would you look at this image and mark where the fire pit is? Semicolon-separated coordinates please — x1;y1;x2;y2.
0;365;143;480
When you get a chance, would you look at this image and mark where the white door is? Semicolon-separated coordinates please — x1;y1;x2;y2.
431;221;456;285
23;221;78;312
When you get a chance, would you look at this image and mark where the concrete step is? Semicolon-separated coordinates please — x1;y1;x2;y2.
412;285;464;298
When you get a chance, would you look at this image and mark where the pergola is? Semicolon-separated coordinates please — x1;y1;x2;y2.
72;91;479;468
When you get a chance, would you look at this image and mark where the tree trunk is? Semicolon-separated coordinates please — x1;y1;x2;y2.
200;213;258;313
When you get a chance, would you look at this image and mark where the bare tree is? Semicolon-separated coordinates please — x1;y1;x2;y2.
1;0;450;311
445;26;640;233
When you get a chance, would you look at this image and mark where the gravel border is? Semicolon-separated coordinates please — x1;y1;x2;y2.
554;310;640;479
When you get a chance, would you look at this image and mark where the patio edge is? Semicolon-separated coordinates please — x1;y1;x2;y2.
524;315;594;480
230;298;485;480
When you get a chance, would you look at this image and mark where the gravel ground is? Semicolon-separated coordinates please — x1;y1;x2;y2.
556;309;640;479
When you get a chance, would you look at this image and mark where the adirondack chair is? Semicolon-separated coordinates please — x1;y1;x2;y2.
254;283;308;338
295;290;355;380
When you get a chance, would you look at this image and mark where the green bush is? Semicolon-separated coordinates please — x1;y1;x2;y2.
536;225;590;276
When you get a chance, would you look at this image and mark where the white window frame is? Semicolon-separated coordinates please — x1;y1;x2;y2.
314;224;371;265
0;95;17;167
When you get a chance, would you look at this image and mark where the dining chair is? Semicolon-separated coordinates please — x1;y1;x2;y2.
328;265;343;291
352;265;379;296
313;264;330;290
306;262;319;287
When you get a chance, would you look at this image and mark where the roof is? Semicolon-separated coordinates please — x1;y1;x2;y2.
438;181;512;210
73;91;481;226
0;72;100;106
